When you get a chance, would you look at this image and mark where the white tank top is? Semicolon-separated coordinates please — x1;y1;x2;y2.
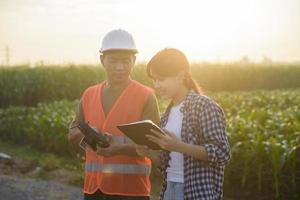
164;102;184;183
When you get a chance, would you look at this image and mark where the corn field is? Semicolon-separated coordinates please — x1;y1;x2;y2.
0;65;299;199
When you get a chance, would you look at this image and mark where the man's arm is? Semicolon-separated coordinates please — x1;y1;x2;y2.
140;92;161;125
129;92;160;156
136;145;162;165
68;100;84;147
138;92;161;162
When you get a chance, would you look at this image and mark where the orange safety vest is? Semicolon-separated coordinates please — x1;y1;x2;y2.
81;80;153;196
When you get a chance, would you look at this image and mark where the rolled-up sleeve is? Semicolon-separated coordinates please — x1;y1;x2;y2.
199;100;231;166
68;100;84;129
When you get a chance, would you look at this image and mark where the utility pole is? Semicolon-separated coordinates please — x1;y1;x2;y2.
5;46;10;66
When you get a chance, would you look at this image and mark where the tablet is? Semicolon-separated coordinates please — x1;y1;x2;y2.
117;120;165;150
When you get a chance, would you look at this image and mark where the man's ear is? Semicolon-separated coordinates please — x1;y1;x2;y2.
131;55;136;65
100;54;105;66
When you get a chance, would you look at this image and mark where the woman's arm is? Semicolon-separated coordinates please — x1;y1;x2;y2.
146;129;208;161
147;100;230;165
197;100;231;165
176;142;208;161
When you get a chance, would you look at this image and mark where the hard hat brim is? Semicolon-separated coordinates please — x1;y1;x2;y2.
100;48;138;54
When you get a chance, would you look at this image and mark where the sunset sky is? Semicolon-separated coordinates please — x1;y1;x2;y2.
0;0;299;65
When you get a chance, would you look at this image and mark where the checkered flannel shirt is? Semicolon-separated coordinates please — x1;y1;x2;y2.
159;91;231;200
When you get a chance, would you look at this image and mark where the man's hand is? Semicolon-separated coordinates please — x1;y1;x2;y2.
136;144;161;165
68;127;84;146
96;133;120;157
135;145;151;157
96;133;143;157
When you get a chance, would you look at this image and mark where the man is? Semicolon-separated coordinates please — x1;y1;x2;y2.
68;29;160;200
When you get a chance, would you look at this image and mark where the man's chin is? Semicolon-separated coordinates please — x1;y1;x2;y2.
111;77;128;84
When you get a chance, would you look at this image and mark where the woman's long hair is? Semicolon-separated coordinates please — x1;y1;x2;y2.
147;48;202;94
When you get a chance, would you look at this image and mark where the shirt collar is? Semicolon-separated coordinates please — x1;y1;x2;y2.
164;90;196;116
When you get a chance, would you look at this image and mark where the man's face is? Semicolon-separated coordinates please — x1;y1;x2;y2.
101;51;136;85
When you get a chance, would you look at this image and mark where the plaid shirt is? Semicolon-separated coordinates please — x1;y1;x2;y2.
159;91;231;200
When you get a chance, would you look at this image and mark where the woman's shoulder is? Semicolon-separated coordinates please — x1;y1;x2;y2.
186;91;222;112
186;91;211;105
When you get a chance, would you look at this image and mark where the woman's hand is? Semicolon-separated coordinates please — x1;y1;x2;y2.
148;129;209;161
146;128;183;152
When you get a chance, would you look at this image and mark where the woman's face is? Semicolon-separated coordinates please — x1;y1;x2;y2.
151;72;182;100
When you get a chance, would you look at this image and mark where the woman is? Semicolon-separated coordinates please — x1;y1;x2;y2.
136;48;230;200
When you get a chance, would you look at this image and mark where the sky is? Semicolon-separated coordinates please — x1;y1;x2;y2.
0;0;300;65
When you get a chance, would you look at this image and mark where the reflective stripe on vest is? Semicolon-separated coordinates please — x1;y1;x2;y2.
91;127;133;145
111;135;134;145
85;162;151;175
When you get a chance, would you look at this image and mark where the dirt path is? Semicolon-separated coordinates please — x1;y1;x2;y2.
0;152;159;200
0;174;83;200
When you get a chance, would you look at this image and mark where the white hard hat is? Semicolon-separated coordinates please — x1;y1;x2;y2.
100;29;138;54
